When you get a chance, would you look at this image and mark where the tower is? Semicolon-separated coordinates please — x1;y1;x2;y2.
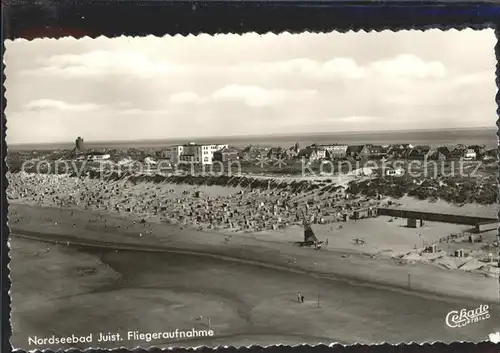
75;136;84;152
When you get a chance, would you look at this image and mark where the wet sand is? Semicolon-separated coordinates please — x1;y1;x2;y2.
10;236;500;350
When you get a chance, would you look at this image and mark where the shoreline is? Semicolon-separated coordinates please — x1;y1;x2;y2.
11;230;497;307
8;202;499;304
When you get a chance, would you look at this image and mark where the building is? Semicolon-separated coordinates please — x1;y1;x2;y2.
455;249;464;258
451;145;479;160
464;148;477;160
200;144;228;164
177;143;228;165
297;145;328;160
368;145;386;157
75;136;85;152
391;147;412;159
427;146;452;160
323;144;348;159
451;145;468;159
407;145;431;160
294;142;301;153
387;144;413;158
213;147;240;163
483;148;497;160
407;218;424;228
161;145;184;164
454;145;486;160
297;147;316;160
346;145;370;159
313;144;347;159
284;147;298;159
468;144;486;159
178;143;200;164
86;151;111;161
267;147;284;160
425;244;437;253
315;148;327;160
309;145;327;160
389;143;414;151
240;145;264;160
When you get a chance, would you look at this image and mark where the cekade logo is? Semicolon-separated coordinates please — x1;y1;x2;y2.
445;304;490;328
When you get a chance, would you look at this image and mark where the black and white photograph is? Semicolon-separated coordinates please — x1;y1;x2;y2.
4;29;500;349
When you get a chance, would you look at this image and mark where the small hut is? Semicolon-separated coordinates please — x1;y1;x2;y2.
455;249;464;258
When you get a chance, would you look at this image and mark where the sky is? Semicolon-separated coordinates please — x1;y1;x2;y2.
4;29;497;144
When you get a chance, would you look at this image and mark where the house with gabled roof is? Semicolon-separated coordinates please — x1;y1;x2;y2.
267;147;284;160
387;144;414;158
346;145;371;159
368;145;386;156
213;147;240;163
298;147;318;160
407;145;431;160
240;145;265;160
427;146;452;160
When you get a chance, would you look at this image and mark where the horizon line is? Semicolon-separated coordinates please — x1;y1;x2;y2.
8;126;496;147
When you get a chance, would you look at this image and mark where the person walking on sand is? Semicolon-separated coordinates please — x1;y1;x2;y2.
301;294;305;303
297;292;302;303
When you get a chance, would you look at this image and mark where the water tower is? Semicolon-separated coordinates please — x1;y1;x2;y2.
75;136;85;152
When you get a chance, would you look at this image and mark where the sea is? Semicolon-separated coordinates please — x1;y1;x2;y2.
9;128;498;151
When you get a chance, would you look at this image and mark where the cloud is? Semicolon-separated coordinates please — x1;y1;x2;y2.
281;58;366;79
212;85;285;107
229;56;444;81
320;58;366;79
369;54;447;79
25;99;101;112
117;108;176;116
23;48;445;83
25;50;182;78
168;92;204;104
212;85;317;107
226;58;365;80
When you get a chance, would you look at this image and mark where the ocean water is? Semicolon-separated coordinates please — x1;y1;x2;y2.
223;128;498;149
9;128;498;151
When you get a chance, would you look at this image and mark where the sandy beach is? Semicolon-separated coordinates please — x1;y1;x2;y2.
9;202;499;349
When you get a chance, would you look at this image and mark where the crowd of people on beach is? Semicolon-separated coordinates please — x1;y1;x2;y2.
7;171;383;233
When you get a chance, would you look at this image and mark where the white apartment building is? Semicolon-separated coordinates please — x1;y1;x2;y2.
200;144;228;164
177;143;228;165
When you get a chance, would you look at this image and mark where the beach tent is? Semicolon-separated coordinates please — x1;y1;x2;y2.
304;224;319;243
